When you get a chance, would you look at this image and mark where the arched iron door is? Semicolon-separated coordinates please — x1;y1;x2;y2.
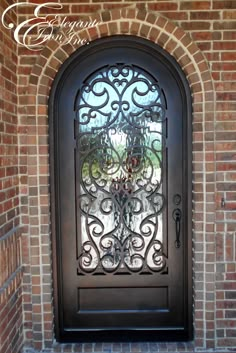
49;36;192;342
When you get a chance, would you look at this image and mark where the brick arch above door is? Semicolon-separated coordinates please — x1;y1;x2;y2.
23;8;216;351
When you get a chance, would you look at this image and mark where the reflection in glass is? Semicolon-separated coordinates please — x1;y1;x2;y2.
75;64;166;274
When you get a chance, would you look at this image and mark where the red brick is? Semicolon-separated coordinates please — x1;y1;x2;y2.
192;32;214;41
221;52;236;61
162;12;188;20
148;3;178;11
71;4;101;12
190;11;220;20
180;1;211;10
214;41;236;50
213;0;236;9
181;21;211;30
224;31;236;40
214;21;236;30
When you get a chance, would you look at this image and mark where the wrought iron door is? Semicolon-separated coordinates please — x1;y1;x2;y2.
50;36;192;342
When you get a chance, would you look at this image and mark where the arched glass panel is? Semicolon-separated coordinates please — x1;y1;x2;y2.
74;64;167;274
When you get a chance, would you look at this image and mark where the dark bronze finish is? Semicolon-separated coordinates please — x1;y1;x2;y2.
172;208;182;248
173;193;181;206
49;36;193;342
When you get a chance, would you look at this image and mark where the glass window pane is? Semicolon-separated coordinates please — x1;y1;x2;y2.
75;64;166;274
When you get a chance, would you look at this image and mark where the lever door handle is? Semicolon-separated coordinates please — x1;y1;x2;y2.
172;208;182;248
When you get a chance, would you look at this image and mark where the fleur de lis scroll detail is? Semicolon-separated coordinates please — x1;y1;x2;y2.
75;64;167;275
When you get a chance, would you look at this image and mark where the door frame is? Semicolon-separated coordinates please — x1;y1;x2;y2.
49;35;193;342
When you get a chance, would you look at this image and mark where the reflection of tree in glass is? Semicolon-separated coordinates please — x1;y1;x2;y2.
81;125;162;183
75;64;166;274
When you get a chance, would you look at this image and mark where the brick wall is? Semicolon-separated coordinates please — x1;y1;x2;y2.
0;229;23;353
0;1;23;353
0;1;19;236
1;0;236;352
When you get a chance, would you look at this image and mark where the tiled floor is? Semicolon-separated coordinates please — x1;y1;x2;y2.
21;341;223;353
22;342;194;352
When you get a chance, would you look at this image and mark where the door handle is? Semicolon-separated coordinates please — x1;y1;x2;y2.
172;208;182;248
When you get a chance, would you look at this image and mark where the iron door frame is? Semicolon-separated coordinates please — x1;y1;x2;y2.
49;35;193;342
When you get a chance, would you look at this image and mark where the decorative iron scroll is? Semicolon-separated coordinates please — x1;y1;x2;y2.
75;64;167;275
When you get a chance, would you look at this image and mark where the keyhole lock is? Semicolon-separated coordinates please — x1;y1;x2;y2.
173;194;181;206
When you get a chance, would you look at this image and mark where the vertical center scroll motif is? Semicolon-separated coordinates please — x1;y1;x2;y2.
75;64;167;275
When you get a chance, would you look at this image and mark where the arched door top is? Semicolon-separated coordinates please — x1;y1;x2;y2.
49;35;192;342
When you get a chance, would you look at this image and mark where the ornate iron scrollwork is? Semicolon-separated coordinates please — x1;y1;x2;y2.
75;64;167;275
